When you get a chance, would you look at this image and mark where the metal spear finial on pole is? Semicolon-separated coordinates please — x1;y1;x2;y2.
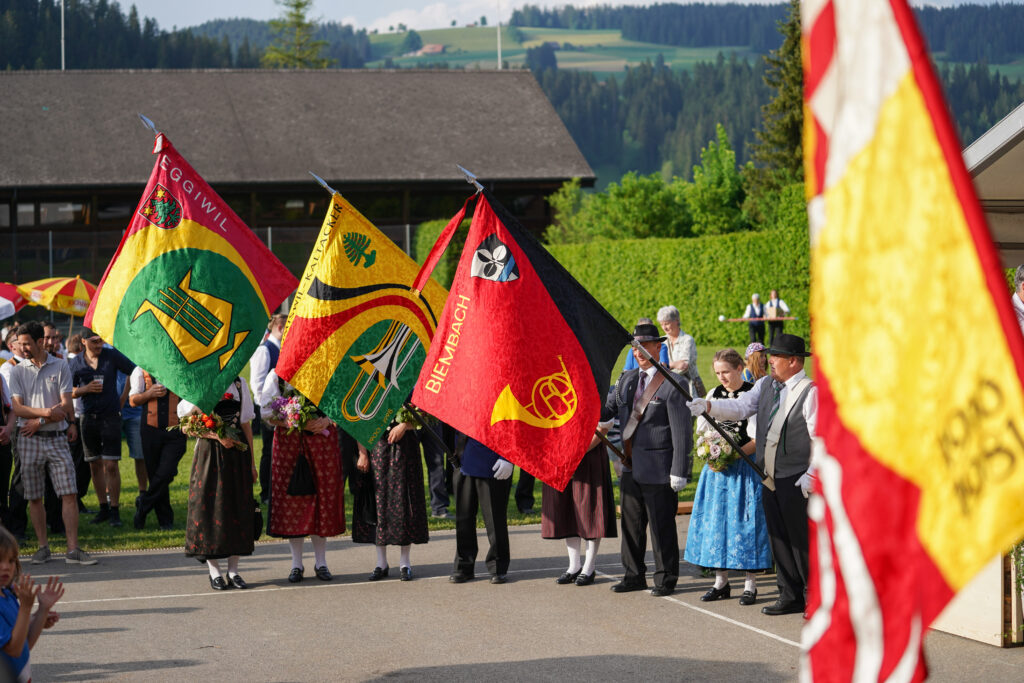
308;171;339;196
456;164;484;193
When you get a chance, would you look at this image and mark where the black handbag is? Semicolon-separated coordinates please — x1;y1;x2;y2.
287;450;316;496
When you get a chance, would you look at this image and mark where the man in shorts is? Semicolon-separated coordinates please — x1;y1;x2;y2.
8;322;96;565
69;328;135;527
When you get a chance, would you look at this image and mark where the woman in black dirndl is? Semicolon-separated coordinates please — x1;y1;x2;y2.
179;377;257;591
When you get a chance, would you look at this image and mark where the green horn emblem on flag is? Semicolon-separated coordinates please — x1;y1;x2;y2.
132;269;249;369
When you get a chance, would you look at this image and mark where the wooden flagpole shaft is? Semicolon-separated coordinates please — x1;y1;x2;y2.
630;340;769;482
595;429;626;462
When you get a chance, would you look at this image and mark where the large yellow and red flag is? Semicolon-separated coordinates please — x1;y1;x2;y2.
802;1;1024;680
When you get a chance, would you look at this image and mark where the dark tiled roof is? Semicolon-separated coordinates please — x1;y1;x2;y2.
0;69;593;189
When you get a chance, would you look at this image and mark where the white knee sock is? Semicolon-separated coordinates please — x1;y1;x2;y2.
399;545;411;569
207;559;221;579
744;572;758;593
565;537;582;573
288;538;304;570
582;539;600;575
311;535;327;568
375;544;388;569
713;570;728;589
227;556;239;575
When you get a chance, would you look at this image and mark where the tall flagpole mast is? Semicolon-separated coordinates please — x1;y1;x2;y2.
61;0;66;71
496;0;502;69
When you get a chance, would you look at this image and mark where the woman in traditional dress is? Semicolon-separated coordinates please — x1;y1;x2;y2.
742;342;768;384
542;429;617;586
656;305;705;398
179;377;257;591
261;370;345;583
683;349;772;606
351;410;429;581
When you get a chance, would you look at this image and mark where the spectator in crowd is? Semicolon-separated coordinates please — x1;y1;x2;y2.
179;377;257;591
69;328;135;528
261;370;346;583
1012;265;1024;336
688;333;817;616
41;324;62;360
2;329;28;540
742;342;768;383
249;314;287;504
684;348;772;606
129;368;186;530
7;322;96;566
64;334;91;514
39;325;67;535
449;436;513;584
542;426;617;587
603;322;692;597
117;370;147;502
352;410;428;582
1;329;24;389
657;305;705;398
743;293;766;344
0;373;13;527
765;290;791;347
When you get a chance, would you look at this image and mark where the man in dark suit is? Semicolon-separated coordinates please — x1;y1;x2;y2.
603;323;693;597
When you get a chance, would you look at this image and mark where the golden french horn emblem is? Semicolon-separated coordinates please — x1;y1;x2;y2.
490;356;578;429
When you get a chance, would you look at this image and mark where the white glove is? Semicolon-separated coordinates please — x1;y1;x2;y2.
492;459;514;480
686;398;707;417
670;475;688;492
796;472;815;499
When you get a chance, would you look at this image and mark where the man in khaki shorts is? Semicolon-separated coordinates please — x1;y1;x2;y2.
9;322;97;565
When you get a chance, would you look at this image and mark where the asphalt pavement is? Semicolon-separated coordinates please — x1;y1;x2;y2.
20;522;1022;682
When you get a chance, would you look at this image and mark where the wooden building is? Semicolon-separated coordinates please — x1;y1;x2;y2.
0;69;594;285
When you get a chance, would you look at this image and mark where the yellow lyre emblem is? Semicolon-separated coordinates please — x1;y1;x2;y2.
490;356;578;429
133;269;249;369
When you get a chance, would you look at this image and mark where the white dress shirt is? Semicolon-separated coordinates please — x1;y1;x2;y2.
248;335;281;406
707;371;817;439
177;377;255;424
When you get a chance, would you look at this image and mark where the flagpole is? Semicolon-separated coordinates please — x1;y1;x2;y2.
631;340;771;484
404;403;458;466
456;165;484;193
595;430;627;463
308;171;339;196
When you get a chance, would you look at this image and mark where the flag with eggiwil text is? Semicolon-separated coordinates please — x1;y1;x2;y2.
85;133;297;412
411;190;631;491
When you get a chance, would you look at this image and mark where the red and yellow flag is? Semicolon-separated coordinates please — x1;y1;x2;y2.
802;1;1024;680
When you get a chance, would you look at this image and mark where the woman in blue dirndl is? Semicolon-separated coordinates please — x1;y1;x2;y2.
684;348;772;606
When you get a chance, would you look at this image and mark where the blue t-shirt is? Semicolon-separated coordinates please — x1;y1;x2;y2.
116;371;141;420
0;587;30;682
623;342;669;371
69;347;135;416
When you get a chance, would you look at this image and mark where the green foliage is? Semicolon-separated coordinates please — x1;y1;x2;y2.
400;29;424;54
686;124;748;236
261;0;332;68
525;42;558;73
547;223;810;350
544;172;692;244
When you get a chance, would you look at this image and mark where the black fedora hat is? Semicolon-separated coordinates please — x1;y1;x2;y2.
632;322;666;344
767;333;811;357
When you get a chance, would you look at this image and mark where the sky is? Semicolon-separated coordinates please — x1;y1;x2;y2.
125;0;992;34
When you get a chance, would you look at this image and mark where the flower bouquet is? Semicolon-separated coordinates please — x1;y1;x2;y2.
172;411;248;451
269;393;328;436
694;429;739;473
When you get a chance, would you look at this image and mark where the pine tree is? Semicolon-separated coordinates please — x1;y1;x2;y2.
261;0;332;69
750;0;803;185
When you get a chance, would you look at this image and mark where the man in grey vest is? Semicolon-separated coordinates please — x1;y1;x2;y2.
687;333;817;616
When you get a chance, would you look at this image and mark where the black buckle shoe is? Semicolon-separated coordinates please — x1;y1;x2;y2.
368;566;389;581
229;574;249;589
700;584;731;602
574;572;595;586
314;565;333;581
739;589;758;606
288;567;304;583
209;576;231;591
399;566;413;581
556;569;582;585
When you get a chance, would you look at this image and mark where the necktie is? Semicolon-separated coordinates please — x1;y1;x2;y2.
635;372;647;405
767;381;783;424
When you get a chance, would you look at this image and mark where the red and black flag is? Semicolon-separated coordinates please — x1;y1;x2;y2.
411;190;631;490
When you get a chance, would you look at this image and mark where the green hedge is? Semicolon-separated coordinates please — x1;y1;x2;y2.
548;224;811;350
412;217;471;288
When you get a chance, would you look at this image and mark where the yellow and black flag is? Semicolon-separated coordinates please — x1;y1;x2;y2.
277;193;448;447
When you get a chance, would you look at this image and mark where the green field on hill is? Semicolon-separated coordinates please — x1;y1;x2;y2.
367;26;757;78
